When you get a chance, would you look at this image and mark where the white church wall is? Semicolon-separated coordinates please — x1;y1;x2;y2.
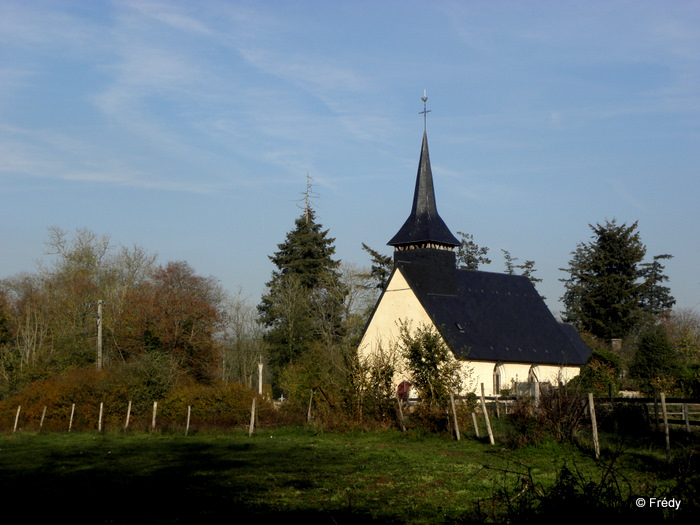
358;268;434;363
359;267;583;400
460;361;581;397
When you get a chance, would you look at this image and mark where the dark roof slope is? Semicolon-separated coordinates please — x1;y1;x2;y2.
399;264;591;366
388;132;460;248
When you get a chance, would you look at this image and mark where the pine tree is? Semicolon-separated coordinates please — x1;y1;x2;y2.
455;231;491;270
501;249;544;299
559;220;673;340
638;254;676;316
258;208;346;391
361;243;392;290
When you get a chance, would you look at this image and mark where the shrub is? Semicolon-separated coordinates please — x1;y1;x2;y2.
505;385;587;448
159;382;269;429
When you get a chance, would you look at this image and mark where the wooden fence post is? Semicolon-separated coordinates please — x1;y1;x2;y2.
40;406;47;431
151;401;158;431
98;402;104;433
588;393;600;459
653;390;660;432
186;405;192;436
249;397;256;437
471;412;480;438
660;392;671;463
13;406;21;433
480;383;495;445
125;401;132;430
449;392;460;441
69;403;75;432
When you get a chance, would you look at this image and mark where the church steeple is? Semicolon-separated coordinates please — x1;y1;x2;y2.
387;130;460;250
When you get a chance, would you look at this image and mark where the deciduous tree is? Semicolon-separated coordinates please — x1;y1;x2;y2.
397;321;463;405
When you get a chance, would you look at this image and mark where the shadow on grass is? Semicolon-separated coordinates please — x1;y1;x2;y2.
0;433;401;524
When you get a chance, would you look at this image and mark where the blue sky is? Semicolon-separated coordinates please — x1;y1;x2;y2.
2;0;699;316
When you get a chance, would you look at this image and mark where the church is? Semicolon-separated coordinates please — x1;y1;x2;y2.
358;127;590;398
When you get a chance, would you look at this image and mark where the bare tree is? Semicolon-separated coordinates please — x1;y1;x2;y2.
220;288;266;387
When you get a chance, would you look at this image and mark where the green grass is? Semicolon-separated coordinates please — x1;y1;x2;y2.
0;427;696;524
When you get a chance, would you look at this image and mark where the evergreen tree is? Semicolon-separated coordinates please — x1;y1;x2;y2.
456;231;491;270
560;220;673;340
638;254;676;316
629;324;678;394
501;249;544;299
361;243;392;290
258;208;346;392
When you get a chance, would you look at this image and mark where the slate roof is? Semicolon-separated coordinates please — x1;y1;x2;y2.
388;132;460;248
397;261;591;366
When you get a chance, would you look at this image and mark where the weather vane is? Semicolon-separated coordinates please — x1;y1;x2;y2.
419;89;431;132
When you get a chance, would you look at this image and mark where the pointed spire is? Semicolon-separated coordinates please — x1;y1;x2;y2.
388;131;460;249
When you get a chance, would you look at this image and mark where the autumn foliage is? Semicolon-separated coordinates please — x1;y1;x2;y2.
0;229;226;398
0;364;279;432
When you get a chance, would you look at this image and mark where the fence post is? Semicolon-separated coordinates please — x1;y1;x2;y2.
125;401;132;430
480;383;495;445
98;402;104;433
40;406;47;431
151;401;158;431
450;392;461;441
588;393;600;459
653;390;660;432
660;392;671;463
471;412;480;438
13;406;21;433
69;403;75;432
186;405;192;436
249;397;256;437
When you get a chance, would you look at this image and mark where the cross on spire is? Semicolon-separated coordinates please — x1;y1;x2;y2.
419;89;431;132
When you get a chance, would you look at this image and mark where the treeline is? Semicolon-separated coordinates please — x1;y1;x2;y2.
2;214;699;418
0;227;270;399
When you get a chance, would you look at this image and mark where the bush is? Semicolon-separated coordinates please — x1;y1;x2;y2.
0;362;279;432
505;386;587;448
159;382;272;429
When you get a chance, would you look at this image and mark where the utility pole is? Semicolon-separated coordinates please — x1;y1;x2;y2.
96;300;103;370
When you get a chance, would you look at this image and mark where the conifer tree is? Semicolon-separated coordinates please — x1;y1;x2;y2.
629;324;678;394
258;208;346;392
456;231;491;270
638;254;676;316
361;243;392;290
560;220;673;340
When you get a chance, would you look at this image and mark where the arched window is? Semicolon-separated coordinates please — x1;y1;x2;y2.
493;363;505;396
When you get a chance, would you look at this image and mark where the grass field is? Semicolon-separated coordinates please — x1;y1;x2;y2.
1;425;697;524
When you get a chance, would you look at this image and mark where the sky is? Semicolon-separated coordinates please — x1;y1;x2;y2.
2;0;699;317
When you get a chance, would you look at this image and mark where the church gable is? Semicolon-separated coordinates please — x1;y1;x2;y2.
358;267;443;359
